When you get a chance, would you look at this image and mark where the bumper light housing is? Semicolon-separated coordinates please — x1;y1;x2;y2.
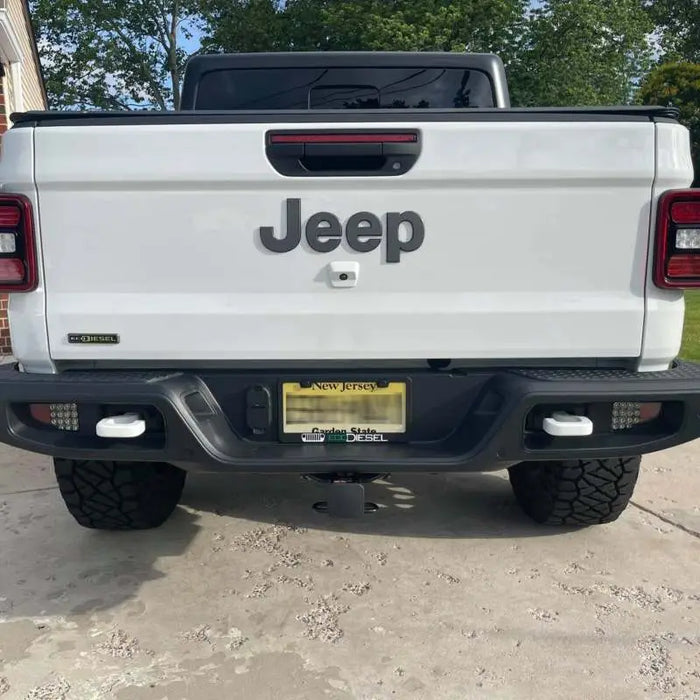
611;401;662;430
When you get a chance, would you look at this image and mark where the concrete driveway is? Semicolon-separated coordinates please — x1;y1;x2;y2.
0;444;698;699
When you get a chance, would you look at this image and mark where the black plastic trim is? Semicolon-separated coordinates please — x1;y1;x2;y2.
11;106;679;128
0;363;699;473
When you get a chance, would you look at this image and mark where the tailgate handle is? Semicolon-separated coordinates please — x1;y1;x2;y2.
266;131;420;177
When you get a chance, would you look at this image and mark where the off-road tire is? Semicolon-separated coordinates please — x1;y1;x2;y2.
54;459;186;530
508;457;641;525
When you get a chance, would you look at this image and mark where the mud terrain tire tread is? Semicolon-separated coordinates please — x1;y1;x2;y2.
508;457;641;525
54;459;186;530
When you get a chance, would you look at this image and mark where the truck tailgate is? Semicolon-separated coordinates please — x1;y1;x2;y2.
34;117;655;362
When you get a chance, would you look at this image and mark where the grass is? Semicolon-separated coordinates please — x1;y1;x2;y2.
681;291;700;361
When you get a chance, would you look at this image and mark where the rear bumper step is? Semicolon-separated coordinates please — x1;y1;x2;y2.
1;363;699;473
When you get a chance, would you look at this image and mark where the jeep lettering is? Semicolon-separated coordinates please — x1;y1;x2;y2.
259;198;425;262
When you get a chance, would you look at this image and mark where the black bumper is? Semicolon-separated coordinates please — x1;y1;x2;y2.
1;363;699;473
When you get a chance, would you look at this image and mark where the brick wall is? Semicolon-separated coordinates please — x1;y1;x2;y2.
0;67;10;355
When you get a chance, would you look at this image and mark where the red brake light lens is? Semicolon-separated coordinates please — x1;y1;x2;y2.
670;201;700;224
0;194;37;292
269;133;418;144
0;206;22;227
0;259;25;282
666;254;700;277
654;190;700;289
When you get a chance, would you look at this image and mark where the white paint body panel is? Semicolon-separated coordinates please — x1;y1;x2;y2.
0;128;55;372
0;118;693;368
639;122;694;370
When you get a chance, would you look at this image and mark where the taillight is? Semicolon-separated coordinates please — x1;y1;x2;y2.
654;189;700;288
0;195;37;292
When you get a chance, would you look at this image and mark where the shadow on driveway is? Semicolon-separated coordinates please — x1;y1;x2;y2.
179;470;570;540
0;489;200;621
0;468;566;625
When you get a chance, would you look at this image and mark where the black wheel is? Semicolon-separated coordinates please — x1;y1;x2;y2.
54;459;186;530
508;456;641;526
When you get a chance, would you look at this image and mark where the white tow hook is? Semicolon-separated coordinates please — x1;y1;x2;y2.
96;413;146;439
543;412;593;437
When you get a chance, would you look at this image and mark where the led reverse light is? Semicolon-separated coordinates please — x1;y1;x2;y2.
49;403;79;431
611;402;640;430
676;229;700;250
611;401;662;430
0;233;17;254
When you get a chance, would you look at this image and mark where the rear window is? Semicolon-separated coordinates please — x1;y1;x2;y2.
195;67;495;110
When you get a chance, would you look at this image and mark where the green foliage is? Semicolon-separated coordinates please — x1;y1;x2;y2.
647;0;700;63
201;0;527;65
30;0;201;109
510;0;654;106
200;0;326;53
639;62;700;185
28;0;674;113
682;291;700;361
319;0;526;63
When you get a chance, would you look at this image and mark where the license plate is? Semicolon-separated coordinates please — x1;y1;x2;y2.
281;381;406;442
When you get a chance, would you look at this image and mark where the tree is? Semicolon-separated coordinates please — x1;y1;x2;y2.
510;0;654;106
30;0;202;110
647;0;700;63
201;0;527;67
30;0;658;112
200;0;328;53
639;62;700;185
317;0;526;63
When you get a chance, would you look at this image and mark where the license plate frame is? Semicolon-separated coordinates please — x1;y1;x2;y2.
279;379;408;444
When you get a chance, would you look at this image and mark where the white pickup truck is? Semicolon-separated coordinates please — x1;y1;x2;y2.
0;52;699;529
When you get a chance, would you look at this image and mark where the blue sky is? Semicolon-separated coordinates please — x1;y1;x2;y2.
179;22;203;56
